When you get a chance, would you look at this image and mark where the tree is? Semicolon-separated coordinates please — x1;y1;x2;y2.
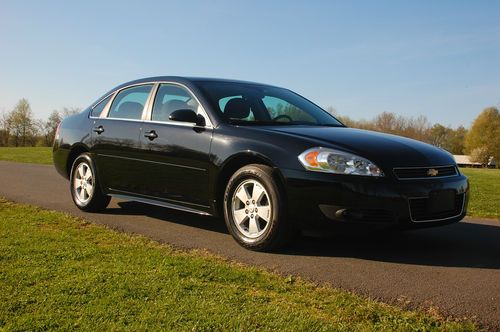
60;107;81;118
469;146;490;165
0;111;12;147
428;124;467;154
374;112;402;134
405;115;430;142
9;99;37;147
36;108;80;147
447;125;467;155
325;106;337;116
428;124;448;148
42;110;62;146
371;112;431;141
465;107;500;166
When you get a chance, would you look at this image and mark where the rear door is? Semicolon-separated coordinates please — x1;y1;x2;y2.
136;83;213;209
91;84;154;194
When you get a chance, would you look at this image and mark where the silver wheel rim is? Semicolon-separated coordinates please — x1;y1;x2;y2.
231;179;272;239
73;162;94;205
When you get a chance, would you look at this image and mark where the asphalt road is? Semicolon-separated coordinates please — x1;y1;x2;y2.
1;160;499;328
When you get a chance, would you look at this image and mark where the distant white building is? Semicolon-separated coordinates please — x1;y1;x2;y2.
453;155;482;168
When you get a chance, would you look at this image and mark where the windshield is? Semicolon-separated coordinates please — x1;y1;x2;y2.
196;82;344;126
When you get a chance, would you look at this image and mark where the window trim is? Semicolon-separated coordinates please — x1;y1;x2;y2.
90;81;213;128
145;82;213;128
89;92;115;119
102;83;155;121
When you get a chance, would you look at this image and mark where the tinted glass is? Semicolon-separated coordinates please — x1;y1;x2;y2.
91;95;112;117
262;96;315;123
151;84;200;122
108;84;153;120
219;95;255;121
197;82;343;126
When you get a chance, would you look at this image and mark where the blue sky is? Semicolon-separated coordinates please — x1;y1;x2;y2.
1;0;499;127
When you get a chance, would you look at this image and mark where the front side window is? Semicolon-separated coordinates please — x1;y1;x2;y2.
91;95;112;117
151;84;200;122
108;84;153;120
197;82;343;126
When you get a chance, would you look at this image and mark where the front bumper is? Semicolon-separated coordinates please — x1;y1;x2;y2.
281;168;469;229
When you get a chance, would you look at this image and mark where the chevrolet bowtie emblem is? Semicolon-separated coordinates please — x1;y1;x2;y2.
427;168;439;177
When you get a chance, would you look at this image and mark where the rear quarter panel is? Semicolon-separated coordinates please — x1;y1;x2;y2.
53;109;93;178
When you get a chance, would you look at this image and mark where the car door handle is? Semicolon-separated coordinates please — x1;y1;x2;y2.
93;126;104;134
144;130;158;140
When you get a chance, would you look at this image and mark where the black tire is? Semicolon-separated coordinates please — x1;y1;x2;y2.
223;164;295;251
70;153;110;212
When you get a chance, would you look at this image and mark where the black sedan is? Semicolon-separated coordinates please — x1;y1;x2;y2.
53;76;469;251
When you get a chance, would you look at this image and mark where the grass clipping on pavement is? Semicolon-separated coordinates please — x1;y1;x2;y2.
0;199;474;331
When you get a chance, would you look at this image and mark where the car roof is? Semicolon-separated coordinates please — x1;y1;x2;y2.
115;76;280;90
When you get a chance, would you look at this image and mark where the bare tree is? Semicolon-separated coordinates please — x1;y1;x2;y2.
42;110;63;146
61;107;81;118
9;99;37;146
428;124;467;154
0;110;12;147
325;106;337;115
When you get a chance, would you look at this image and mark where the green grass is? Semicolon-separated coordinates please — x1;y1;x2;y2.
0;147;498;220
460;168;500;219
0;199;474;331
0;147;52;164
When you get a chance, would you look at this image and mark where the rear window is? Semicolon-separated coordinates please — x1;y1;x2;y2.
108;84;153;120
91;95;112;117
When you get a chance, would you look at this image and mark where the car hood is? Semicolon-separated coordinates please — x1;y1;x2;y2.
258;126;455;168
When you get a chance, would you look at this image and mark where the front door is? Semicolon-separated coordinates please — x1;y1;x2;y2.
137;83;213;210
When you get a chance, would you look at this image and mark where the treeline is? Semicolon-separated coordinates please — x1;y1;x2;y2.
325;106;499;165
0;99;80;147
0;98;498;166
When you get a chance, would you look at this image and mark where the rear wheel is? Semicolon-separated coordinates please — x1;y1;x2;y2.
223;164;294;251
70;153;110;212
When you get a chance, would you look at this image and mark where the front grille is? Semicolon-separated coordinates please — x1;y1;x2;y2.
409;193;464;222
394;165;457;179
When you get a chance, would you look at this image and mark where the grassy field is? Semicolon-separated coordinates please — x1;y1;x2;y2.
0;199;475;331
0;147;52;164
460;168;500;219
0;147;498;220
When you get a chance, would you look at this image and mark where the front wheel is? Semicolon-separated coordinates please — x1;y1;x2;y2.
70;153;110;212
223;164;295;251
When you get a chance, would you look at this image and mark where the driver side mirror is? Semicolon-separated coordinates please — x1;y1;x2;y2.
169;109;206;126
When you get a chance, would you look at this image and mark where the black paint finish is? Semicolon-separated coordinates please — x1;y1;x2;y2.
53;76;468;228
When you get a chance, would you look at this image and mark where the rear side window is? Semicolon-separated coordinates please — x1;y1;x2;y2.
91;95;112;117
108;84;153;120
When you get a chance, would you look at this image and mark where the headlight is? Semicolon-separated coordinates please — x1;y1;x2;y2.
298;147;383;176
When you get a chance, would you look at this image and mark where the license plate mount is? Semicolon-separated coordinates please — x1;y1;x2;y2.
428;190;455;213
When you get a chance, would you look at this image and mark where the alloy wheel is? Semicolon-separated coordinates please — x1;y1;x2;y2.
73;162;94;205
231;179;272;238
